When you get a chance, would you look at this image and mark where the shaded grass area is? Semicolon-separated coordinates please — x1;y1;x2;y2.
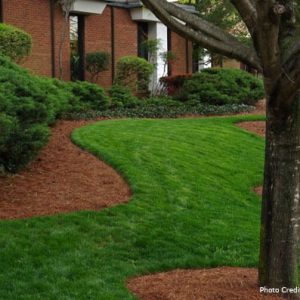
0;115;265;299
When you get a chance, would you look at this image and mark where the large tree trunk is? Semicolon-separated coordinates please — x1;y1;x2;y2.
259;93;300;297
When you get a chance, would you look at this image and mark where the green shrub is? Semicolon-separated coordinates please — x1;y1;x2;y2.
108;84;138;108
115;56;154;93
0;57;59;172
68;81;109;111
86;51;110;82
0;24;32;62
179;68;264;105
0;55;111;172
0;58;65;126
0;113;49;172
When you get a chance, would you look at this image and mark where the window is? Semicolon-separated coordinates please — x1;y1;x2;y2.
70;15;85;81
0;0;3;23
137;22;148;60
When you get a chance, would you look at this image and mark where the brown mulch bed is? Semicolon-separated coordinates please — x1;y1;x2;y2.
237;121;266;138
0;120;131;220
127;267;284;300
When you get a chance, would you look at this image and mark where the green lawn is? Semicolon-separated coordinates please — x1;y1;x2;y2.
0;116;265;299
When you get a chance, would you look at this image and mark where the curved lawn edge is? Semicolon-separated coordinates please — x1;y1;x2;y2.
71;119;136;192
0;120;131;220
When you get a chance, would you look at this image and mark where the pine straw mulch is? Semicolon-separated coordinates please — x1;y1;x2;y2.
0;120;131;220
127;267;284;300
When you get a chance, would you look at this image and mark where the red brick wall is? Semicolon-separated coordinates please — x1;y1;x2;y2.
114;7;138;69
84;7;112;88
2;2;191;86
171;32;190;75
3;0;70;80
3;0;52;76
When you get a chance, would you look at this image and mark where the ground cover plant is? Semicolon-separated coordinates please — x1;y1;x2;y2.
0;116;264;299
64;101;253;120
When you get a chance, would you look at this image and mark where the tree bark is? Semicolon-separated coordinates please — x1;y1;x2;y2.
259;92;300;298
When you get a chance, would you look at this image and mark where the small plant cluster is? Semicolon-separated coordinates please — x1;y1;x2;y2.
176;68;265;105
0;56;109;173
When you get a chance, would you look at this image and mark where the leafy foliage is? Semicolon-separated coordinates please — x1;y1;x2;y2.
179;0;251;65
115;56;154;93
179;68;264;105
140;39;161;62
0;23;32;62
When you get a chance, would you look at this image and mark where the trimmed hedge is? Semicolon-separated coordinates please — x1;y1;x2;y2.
0;56;109;172
115;56;154;93
0;23;32;62
179;68;264;105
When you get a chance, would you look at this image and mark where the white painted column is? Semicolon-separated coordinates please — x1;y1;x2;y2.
148;22;168;90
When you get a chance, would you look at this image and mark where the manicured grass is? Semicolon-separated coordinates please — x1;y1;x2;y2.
0;115;265;299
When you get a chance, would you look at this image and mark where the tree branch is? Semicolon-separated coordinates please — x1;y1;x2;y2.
254;0;281;78
141;0;262;71
152;0;242;46
230;0;257;35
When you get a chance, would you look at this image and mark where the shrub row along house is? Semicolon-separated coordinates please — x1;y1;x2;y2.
0;0;198;89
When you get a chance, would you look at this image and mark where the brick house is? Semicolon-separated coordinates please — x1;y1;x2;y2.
0;0;195;89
